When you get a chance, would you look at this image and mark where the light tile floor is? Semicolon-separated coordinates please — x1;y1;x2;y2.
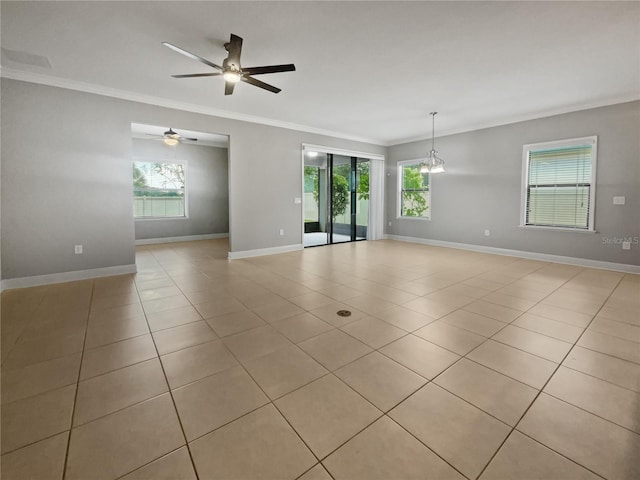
2;239;639;479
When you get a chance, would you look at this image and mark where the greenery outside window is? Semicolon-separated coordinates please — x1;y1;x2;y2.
304;166;320;223
398;160;430;219
133;161;186;218
521;136;597;231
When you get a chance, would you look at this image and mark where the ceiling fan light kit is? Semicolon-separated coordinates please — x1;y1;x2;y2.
163;33;295;95
419;112;446;174
223;71;242;83
145;127;198;146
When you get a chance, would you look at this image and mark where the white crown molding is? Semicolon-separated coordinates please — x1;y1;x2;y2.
389;94;640;147
1;264;138;291
3;68;637;148
228;243;303;260
0;67;382;146
135;233;228;245
385;234;640;274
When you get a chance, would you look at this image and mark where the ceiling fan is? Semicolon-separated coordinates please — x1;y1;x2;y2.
162;33;295;95
146;128;198;146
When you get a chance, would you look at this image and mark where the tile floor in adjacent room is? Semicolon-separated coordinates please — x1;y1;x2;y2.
1;239;639;479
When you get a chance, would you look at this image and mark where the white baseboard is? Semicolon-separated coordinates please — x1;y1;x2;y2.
1;264;138;290
384;234;640;274
135;233;229;245
229;244;303;260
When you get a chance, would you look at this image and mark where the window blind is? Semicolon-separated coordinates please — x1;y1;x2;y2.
525;144;592;229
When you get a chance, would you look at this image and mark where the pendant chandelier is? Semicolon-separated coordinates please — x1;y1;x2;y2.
419;112;445;174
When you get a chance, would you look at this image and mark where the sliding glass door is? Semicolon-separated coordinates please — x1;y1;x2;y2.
303;157;327;246
304;152;369;247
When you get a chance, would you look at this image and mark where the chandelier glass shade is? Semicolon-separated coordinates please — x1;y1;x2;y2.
419;112;445;174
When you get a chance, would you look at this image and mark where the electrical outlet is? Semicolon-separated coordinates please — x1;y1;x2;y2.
279;229;284;236
613;196;626;205
484;230;490;237
74;245;83;255
388;221;392;227
622;241;631;250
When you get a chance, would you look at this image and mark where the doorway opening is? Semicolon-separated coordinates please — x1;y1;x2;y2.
130;123;229;244
303;151;370;247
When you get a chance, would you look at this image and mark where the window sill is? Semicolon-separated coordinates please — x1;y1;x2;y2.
135;216;189;221
397;216;431;221
518;225;596;234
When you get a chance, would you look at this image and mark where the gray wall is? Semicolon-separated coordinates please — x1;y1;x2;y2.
386;101;640;266
132;138;229;240
1;81;136;279
4;78;634;281
1;79;385;280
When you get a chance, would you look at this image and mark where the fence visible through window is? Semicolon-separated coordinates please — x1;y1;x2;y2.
133;160;186;218
134;196;185;217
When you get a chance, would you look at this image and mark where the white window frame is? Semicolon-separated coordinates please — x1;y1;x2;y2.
133;158;188;220
520;136;597;232
397;159;431;220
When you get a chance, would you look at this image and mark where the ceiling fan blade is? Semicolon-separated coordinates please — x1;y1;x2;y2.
225;81;236;96
241;75;281;94
225;34;243;68
171;73;223;78
242;64;296;76
162;42;223;71
183;137;198;142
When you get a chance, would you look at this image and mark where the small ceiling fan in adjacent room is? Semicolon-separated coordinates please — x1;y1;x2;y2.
146;128;198;146
163;33;296;95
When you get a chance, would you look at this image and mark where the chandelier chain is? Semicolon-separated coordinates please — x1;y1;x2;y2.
430;112;437;151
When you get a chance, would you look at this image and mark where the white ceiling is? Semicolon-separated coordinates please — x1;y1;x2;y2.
2;1;638;146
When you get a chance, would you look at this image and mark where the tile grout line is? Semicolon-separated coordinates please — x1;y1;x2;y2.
147;258;463;478
174;284;351;479
422;325;637;438
54;390;166;431
308;371;474;479
450;268;586;479
509;429;608;480
383;408;474;480
79;268;636;474
132;251;202;480
111;446;191;480
364;294;533;480
263;312;471;477
0;353;83;405
0;289;49;368
448;292;640;368
78;351;159;383
4;240;634;478
61;279;96;480
570;337;640;365
138;240;367;454
473;273;627;480
378;265;577;479
537;389;640;436
294;463;335;480
560;357;640;389
205;331;330;474
424;263;587;384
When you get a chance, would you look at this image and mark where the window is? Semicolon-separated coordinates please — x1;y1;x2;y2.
521;136;596;230
133;161;186;218
398;160;430;219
